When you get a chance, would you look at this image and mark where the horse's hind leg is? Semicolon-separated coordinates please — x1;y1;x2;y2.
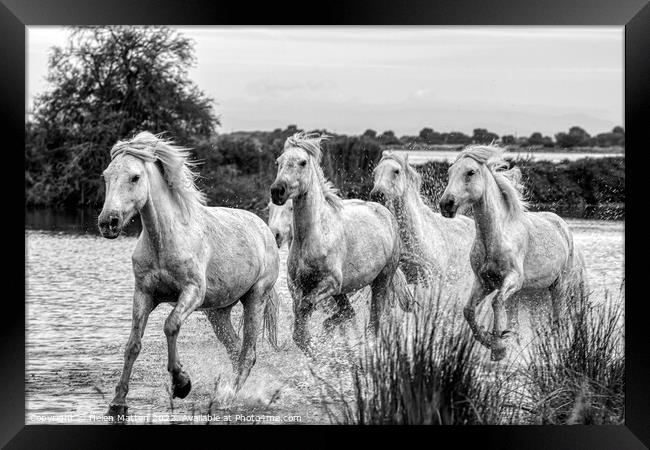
107;288;155;417
205;305;242;373
323;294;355;332
164;284;205;399
234;284;267;391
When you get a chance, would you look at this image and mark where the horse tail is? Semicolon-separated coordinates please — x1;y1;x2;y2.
263;287;280;350
389;267;415;312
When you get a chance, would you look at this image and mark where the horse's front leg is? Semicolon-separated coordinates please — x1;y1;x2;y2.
107;287;155;417
490;273;522;361
164;284;205;399
463;279;492;348
292;277;339;357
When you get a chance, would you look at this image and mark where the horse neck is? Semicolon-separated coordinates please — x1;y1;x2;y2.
139;166;196;251
292;170;329;247
391;187;431;252
473;169;510;256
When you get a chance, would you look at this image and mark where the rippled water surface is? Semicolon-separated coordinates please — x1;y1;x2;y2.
25;217;623;424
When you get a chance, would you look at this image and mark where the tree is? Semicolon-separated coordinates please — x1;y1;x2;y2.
378;130;402;145
555;126;591;148
472;128;499;145
528;132;544;146
501;135;516;145
362;129;377;139
26;26;217;207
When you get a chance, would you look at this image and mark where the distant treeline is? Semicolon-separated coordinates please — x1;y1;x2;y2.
191;127;624;220
368;125;625;150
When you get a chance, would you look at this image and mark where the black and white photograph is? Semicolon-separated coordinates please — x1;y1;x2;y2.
24;25;626;427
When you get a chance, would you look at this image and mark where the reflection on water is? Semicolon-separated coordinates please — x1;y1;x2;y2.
25;210;624;424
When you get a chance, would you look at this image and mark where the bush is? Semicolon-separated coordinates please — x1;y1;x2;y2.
319;297;518;425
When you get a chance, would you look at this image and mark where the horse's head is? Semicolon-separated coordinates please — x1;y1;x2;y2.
371;153;416;204
439;155;484;218
268;198;293;248
271;145;312;205
98;153;150;239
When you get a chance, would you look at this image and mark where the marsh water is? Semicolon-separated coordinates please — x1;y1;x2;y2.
25;210;624;424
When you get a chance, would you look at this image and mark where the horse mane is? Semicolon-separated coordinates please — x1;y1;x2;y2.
110;131;207;215
284;132;343;210
455;145;528;218
378;151;423;192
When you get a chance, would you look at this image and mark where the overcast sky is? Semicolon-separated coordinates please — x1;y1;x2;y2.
27;26;623;137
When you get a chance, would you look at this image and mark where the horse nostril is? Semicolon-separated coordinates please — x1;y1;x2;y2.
271;185;287;204
109;217;119;230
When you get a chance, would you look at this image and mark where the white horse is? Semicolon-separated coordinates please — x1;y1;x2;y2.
270;132;412;355
439;145;587;361
371;152;476;303
98;132;280;417
268;199;293;248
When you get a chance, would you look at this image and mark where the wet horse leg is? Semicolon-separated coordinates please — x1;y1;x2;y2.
164;284;205;399
107;287;155;417
323;294;355;332
205;304;241;373
234;284;267;390
292;277;339;357
463;279;493;348
491;273;522;361
368;270;393;337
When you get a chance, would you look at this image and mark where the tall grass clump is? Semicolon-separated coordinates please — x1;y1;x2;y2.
524;289;624;424
321;296;521;425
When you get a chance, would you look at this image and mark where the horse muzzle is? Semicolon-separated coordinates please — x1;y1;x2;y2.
98;210;123;239
439;196;458;218
270;183;289;205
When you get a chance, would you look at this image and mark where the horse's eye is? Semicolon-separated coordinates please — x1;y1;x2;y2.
394;169;400;174
131;175;140;183
467;170;476;177
299;160;307;167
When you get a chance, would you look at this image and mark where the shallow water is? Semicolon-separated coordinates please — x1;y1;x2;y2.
25;218;623;424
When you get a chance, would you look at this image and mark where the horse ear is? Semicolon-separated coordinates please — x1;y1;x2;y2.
382;150;390;157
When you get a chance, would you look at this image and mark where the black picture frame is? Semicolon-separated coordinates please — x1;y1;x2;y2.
5;0;647;447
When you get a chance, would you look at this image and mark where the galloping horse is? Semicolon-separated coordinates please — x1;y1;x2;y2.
99;132;280;416
270;133;412;355
439;145;587;361
371;152;476;302
268;199;293;248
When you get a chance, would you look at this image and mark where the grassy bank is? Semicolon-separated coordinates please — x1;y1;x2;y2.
321;289;624;425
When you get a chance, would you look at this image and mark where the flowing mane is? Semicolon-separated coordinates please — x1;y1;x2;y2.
284;132;343;210
378;151;423;192
110;131;206;215
455;145;528;218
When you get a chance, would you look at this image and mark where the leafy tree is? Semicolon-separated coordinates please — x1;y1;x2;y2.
472;128;499;145
555;126;591;148
26;26;217;207
501;135;516;145
528;132;544;146
378;130;402;145
362;129;377;139
443;131;472;145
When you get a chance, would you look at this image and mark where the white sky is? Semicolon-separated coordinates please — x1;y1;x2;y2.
27;26;624;137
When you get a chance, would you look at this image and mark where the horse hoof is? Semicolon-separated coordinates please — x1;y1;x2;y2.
172;372;192;399
107;403;128;419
